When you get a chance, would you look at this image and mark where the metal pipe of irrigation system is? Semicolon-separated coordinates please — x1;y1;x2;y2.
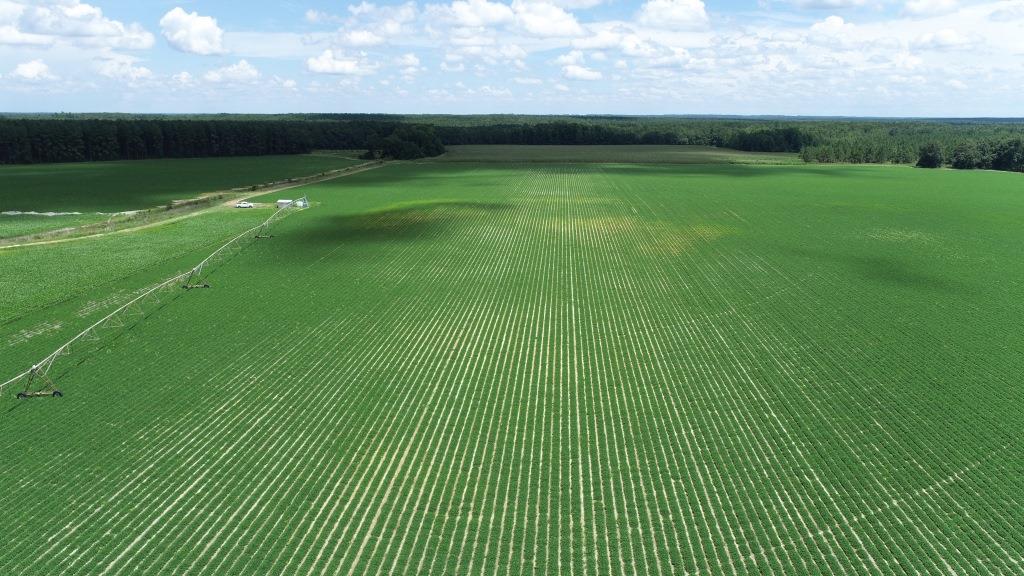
0;199;307;395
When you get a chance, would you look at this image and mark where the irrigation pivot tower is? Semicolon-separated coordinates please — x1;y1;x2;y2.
17;365;62;399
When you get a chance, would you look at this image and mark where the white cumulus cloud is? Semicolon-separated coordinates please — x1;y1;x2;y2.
572;28;624;50
555;49;585;65
451;0;515;26
513;0;584;37
550;0;606;7
0;0;152;49
203;59;259;83
348;2;378;17
350;1;417;36
480;84;512;96
637;0;708;29
305;9;341;23
792;0;868;9
160;7;226;55
95;55;152;82
341;29;384;46
912;28;975;49
270;75;298;91
562;63;601;79
0;24;51;46
395;52;422;67
11;59;56;80
810;14;854;34
500;44;527;59
904;0;958;16
171;71;195;86
306;49;376;75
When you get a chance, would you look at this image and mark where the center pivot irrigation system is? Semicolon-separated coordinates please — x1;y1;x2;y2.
1;196;309;400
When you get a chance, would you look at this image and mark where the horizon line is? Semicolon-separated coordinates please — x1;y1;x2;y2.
3;112;1024;122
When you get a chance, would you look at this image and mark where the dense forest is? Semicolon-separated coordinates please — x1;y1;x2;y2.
1;114;1023;173
0;118;445;164
917;138;1024;171
362;124;446;160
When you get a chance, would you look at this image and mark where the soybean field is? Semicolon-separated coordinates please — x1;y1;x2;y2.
0;154;364;240
439;145;803;165
2;159;1023;575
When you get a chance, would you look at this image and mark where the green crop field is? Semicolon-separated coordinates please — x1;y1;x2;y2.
0;154;365;213
0;154;365;241
0;212;111;240
0;208;273;323
438;144;803;164
1;158;1023;575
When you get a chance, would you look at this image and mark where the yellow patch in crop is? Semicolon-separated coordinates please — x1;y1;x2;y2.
866;227;936;244
639;223;735;256
866;227;965;260
538;212;734;256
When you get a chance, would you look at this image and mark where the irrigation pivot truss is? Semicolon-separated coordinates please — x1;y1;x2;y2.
0;196;310;399
183;196;307;289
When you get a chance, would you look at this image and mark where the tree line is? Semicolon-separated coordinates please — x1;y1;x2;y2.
428;117;1024;171
2;115;1023;174
916;138;1024;171
0;118;445;164
362;125;446;160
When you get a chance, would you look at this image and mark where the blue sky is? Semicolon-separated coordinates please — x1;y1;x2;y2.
1;0;1021;116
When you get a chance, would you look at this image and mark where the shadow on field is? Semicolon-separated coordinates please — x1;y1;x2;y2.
299;200;512;245
852;255;959;293
787;245;959;293
322;164;485;187
597;164;876;179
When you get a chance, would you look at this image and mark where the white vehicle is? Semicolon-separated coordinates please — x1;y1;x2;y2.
235;201;254;208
